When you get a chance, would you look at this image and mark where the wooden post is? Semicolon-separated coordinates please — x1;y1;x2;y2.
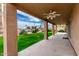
44;21;48;40
2;4;17;56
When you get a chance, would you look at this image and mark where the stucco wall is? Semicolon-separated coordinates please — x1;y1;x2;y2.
70;4;79;55
0;17;3;35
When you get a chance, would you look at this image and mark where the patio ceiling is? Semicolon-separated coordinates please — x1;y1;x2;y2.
13;3;75;25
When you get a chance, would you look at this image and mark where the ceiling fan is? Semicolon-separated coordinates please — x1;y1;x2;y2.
43;10;61;20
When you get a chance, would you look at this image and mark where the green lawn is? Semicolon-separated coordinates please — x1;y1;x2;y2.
0;36;3;56
0;32;52;56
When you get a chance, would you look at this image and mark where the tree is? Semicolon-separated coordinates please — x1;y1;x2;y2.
19;29;27;35
32;26;38;33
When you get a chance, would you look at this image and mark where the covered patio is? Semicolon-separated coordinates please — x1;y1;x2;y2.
2;3;79;56
18;32;76;56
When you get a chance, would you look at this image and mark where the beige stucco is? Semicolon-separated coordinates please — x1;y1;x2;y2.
2;4;17;56
0;4;3;35
52;24;55;35
69;4;79;55
0;16;2;35
44;21;48;40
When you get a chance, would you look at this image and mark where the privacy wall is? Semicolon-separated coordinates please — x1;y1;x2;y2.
70;4;79;55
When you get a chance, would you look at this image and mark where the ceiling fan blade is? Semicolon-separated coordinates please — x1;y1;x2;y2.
55;14;61;16
51;11;57;14
43;10;61;20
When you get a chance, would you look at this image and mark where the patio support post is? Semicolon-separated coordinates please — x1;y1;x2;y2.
2;4;17;56
52;24;55;35
54;25;57;34
44;20;48;40
56;25;57;34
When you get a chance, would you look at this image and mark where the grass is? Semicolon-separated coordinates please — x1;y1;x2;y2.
0;31;52;56
18;32;52;51
0;36;3;56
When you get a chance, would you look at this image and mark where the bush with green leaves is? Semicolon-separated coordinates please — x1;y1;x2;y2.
48;29;51;32
58;29;65;32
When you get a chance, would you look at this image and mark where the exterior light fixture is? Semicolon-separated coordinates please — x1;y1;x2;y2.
43;10;61;20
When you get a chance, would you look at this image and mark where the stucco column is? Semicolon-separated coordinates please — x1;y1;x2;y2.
44;21;48;40
56;25;57;33
54;25;57;34
2;4;17;56
52;24;55;35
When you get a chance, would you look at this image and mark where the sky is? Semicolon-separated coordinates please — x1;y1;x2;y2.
17;10;52;29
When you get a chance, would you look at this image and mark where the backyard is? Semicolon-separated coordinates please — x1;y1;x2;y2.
0;31;52;56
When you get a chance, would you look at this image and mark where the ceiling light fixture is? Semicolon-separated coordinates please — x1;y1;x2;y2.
43;10;61;20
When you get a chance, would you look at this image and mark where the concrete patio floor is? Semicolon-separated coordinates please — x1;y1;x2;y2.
18;32;77;56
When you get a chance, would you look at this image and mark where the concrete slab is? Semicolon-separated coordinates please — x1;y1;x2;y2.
18;32;76;56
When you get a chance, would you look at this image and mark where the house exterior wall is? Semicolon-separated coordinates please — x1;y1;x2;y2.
69;4;79;55
0;17;2;35
0;4;2;35
0;16;3;35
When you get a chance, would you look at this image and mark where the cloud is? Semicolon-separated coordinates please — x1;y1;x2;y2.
17;10;42;23
17;10;52;29
17;20;42;29
17;20;27;29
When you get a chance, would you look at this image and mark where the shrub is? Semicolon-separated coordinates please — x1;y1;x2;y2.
48;29;51;32
58;29;65;32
